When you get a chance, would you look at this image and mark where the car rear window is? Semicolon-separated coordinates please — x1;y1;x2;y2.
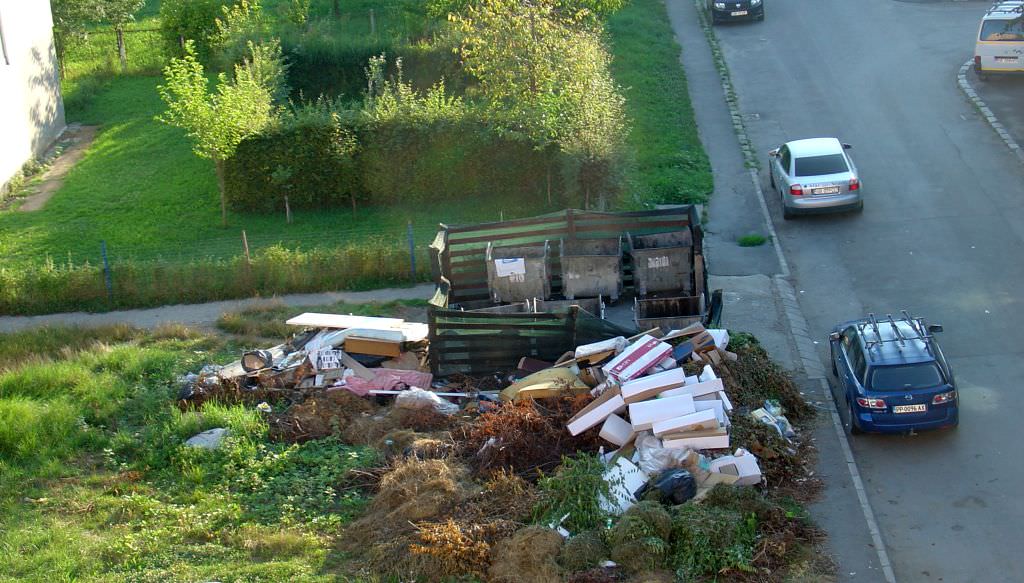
869;363;944;391
794;154;848;177
981;19;1024;42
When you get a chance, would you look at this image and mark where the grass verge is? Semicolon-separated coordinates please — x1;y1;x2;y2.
608;0;713;208
737;233;768;247
0;324;377;581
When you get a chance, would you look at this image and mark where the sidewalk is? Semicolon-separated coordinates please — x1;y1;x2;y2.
0;284;436;333
964;69;1024;165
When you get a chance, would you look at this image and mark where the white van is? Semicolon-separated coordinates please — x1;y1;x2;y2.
974;1;1024;79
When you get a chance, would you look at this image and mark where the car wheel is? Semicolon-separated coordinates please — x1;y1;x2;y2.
769;168;775;188
848;402;863;435
757;9;764;21
830;347;838;376
782;205;794;220
853;200;864;214
977;73;988;82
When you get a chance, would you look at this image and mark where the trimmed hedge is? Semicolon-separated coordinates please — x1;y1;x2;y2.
282;33;465;101
224;114;361;213
224;113;562;212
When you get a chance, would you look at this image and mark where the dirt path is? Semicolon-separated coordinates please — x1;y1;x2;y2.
0;284;436;333
18;124;98;212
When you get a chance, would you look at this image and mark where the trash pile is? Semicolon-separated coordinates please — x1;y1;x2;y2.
176;312;825;581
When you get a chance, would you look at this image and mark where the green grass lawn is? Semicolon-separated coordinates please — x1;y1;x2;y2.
608;0;713;207
0;76;521;270
0;325;377;581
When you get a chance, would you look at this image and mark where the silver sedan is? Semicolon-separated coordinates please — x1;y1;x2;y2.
768;137;863;219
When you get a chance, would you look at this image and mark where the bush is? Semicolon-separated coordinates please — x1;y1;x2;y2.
160;0;231;59
225;108;361;213
669;504;756;578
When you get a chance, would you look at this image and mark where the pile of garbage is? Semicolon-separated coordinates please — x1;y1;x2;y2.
176;314;825;581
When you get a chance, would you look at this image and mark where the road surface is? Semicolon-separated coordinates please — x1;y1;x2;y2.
702;0;1024;580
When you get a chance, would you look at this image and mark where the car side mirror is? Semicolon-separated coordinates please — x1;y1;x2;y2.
842;143;853;150
768;149;779;157
829;332;841;341
928;324;943;334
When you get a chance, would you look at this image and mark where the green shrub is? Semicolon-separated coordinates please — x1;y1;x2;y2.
160;0;232;59
534;454;611;533
669;504;757;578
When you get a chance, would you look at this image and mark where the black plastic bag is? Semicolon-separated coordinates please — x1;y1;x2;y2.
637;469;697;505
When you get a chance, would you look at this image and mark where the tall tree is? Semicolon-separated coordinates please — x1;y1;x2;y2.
157;40;285;226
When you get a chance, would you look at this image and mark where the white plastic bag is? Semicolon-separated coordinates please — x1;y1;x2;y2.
395;387;460;415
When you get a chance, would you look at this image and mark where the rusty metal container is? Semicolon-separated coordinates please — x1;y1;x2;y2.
627;231;693;296
485;241;551;303
560;237;622;302
634;294;704;332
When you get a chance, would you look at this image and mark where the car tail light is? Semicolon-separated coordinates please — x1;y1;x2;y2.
849;178;860;191
789;184;803;196
974;55;982;67
932;390;957;405
856;397;886;409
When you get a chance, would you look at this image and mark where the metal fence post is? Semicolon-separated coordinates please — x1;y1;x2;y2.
100;240;114;302
407;220;416;282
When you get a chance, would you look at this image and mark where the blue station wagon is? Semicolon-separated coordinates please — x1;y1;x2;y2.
829;312;959;434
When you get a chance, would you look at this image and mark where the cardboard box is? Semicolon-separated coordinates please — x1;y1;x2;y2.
657;378;724;400
621;368;687;404
693;399;730;427
599;414;635;447
709;448;762;486
599;457;649;515
628;394;696;431
344;336;402;358
662;426;730;450
567;387;627;436
603;335;672;382
652;408;719;436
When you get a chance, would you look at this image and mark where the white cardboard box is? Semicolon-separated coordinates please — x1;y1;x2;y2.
567;387;627;436
603;335;672;382
652;408;719;436
628;394;696;431
662;427;730;450
709;448;762;486
599;414;635;447
621;368;687;404
658;378;724;400
694;399;730;427
599;457;649;515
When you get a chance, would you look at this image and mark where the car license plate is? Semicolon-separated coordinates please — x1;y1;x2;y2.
996;56;1018;62
811;186;840;195
893;404;927;414
731;10;747;15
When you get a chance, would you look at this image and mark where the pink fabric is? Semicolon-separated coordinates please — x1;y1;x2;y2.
342;369;434;396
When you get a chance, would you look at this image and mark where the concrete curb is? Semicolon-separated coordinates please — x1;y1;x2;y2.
957;59;1024;166
691;3;896;581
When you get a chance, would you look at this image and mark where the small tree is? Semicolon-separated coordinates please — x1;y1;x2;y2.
157;40;284;226
51;0;103;77
100;0;145;72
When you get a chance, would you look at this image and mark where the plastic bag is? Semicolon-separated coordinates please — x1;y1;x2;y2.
395;387;460;415
636;469;697;505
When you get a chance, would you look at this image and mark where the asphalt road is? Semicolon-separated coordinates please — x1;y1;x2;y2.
704;0;1024;580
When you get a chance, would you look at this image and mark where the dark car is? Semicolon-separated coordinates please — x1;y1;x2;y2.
706;0;764;24
829;312;959;434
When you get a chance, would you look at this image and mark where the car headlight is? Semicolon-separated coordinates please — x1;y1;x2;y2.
751;0;762;5
714;2;725;8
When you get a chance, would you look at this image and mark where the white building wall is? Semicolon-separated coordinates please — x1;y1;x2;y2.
0;0;66;190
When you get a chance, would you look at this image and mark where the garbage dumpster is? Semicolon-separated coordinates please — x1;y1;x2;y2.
560;237;623;302
627;231;693;296
635;294;704;332
486;241;551;303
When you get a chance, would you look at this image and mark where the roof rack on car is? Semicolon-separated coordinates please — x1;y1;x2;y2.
859;311;934;355
986;0;1023;15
